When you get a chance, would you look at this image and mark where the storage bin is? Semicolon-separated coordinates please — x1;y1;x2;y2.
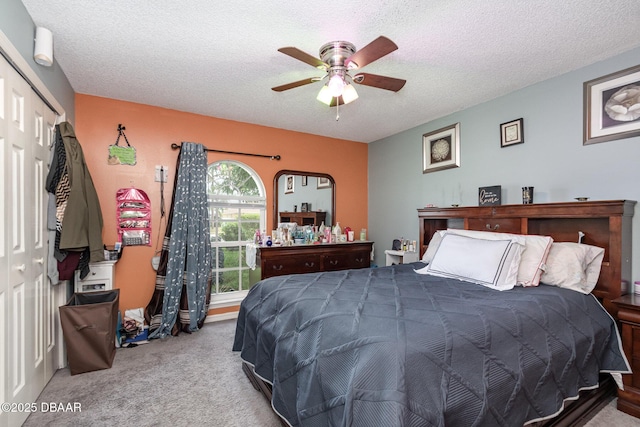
59;290;119;375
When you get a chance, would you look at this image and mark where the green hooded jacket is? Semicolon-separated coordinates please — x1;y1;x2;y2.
58;122;105;262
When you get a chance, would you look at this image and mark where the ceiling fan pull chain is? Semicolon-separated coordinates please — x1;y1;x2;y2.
335;100;340;121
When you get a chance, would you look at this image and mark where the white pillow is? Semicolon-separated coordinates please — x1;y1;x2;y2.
540;242;605;294
421;230;444;263
419;233;524;291
444;229;552;287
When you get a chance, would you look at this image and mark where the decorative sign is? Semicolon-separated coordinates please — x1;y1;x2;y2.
108;124;137;166
479;186;501;206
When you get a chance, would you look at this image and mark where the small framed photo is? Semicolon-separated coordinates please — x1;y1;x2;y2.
422;123;460;173
584;64;640;145
500;118;524;147
301;176;308;186
301;202;309;212
284;174;294;194
317;176;331;189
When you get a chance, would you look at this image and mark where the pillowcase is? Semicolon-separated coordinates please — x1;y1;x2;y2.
418;233;524;291
540;242;605;294
421;230;444;263
443;229;552;287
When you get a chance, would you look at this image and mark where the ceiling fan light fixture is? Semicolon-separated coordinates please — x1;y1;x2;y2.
327;74;345;97
342;83;358;104
316;85;334;105
274;36;404;108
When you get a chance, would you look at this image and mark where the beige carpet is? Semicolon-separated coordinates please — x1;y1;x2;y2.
584;399;640;427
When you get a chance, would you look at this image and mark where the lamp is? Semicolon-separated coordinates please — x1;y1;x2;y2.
34;27;53;67
316;85;333;105
341;83;359;104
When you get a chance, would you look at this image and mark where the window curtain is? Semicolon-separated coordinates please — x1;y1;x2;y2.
146;142;212;338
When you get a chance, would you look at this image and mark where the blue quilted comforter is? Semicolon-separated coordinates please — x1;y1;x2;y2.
233;263;630;426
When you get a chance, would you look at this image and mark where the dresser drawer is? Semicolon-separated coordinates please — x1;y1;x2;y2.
467;218;522;234
79;264;112;282
322;250;370;271
262;254;321;278
257;242;374;279
74;261;117;293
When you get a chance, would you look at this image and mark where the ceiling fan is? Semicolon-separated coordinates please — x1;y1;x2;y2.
272;36;406;108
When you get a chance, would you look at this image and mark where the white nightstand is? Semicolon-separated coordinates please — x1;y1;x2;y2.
74;261;117;293
384;250;419;266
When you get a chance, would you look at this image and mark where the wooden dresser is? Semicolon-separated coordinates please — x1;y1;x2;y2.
417;200;635;313
613;294;640;418
279;211;327;226
256;241;373;279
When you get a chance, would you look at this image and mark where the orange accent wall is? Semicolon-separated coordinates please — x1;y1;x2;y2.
75;94;368;313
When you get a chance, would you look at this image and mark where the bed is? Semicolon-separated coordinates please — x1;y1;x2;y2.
233;200;635;426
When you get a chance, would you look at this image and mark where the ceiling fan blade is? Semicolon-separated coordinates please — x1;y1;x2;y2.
352;73;406;92
272;78;320;92
344;36;398;69
278;47;328;69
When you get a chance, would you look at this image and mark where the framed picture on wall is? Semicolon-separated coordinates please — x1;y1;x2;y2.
301;176;308;186
422;123;460;173
500;118;524;147
317;176;331;189
584;64;640;145
284;174;294;194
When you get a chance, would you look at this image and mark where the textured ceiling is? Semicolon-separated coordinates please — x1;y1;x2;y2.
21;0;640;143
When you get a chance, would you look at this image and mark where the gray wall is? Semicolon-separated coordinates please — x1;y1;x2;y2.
1;0;75;121
369;47;640;272
278;174;333;225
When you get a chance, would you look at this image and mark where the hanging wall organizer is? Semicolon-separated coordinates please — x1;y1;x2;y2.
116;187;151;246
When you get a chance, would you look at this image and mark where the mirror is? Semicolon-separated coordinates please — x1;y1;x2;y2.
273;170;336;231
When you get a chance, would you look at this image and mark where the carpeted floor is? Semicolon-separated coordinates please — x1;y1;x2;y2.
23;319;640;426
24;319;281;427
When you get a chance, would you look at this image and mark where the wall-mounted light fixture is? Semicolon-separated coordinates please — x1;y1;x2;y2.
34;27;53;67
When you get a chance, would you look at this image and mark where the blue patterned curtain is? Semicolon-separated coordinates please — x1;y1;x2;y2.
148;142;211;339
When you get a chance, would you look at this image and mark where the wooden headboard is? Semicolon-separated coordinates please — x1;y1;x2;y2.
417;200;636;314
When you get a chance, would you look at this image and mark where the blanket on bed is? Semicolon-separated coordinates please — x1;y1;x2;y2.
233;263;630;426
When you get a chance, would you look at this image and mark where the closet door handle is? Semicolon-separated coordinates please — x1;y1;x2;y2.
14;264;26;272
34;257;44;264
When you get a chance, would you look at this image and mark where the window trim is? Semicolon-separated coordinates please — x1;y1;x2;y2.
207;160;265;306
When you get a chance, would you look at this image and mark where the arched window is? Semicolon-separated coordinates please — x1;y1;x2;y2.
207;161;266;305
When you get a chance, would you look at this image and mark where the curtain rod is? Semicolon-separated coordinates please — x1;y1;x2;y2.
170;143;280;160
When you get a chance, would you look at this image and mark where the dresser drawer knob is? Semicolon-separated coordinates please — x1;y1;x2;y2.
485;223;500;230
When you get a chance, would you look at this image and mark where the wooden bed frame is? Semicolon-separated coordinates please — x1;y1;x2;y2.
240;199;636;427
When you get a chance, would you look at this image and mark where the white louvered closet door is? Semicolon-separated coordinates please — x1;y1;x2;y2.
0;54;57;427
